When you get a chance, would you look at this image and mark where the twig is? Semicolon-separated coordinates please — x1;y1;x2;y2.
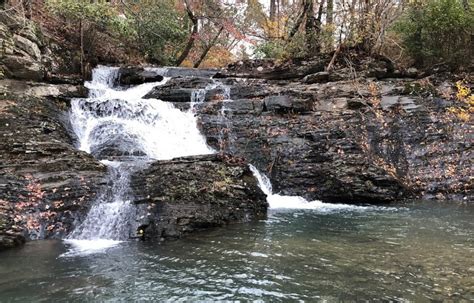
326;43;342;71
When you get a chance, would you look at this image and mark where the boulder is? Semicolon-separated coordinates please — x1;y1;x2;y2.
131;154;267;239
13;34;41;60
117;67;164;86
2;55;44;81
144;76;215;102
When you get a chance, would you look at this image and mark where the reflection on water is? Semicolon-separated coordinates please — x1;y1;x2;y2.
0;201;473;301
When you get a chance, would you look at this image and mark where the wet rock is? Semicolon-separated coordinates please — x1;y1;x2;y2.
197;73;472;203
131;154;267;239
264;95;312;114
144;76;215;102
117;67;164;86
0;200;26;251
0;91;107;248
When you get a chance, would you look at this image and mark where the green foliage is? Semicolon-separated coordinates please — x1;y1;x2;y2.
394;0;474;69
46;0;116;26
45;0;189;65
254;40;286;59
254;33;308;60
126;1;189;64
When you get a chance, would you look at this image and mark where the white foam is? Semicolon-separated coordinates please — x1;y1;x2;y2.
71;66;213;160
60;239;121;257
249;164;378;212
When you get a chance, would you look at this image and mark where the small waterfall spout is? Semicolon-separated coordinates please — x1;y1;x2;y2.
68;161;139;241
249;165;372;211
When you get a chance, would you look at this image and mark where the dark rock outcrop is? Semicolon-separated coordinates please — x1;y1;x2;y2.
144;76;215;102
117;67;164;86
131;154;267;239
196;74;472;203
0;200;26;250
0;90;106;248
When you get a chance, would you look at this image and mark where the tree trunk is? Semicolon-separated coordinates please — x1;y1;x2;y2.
288;0;310;39
327;0;333;25
176;0;198;66
80;19;85;78
326;0;334;50
270;0;277;21
193;26;224;68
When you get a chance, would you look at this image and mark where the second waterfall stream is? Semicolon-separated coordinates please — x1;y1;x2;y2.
64;66;369;255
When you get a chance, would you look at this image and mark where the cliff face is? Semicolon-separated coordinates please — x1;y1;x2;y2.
196;74;471;203
0;90;107;249
202;74;471;203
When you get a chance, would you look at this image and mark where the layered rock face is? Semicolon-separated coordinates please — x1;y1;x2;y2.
0;13;107;250
195;74;472;202
0;90;107;250
137;56;471;203
0;56;268;249
131;154;267;239
0;10;83;84
0;12;46;81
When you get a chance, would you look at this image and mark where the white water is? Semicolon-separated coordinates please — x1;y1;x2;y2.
65;66;214;256
248;165;378;212
70;67;213;160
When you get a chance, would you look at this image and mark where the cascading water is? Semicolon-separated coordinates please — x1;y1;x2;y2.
64;66;214;254
64;66;373;256
248;165;376;211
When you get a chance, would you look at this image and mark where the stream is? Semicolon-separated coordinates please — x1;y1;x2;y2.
0;202;473;301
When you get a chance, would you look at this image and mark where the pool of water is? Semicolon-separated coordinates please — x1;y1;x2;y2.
1;201;473;301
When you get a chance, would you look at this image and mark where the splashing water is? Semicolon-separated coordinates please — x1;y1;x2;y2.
65;66;385;256
248;165;381;212
71;67;213;160
65;66;214;255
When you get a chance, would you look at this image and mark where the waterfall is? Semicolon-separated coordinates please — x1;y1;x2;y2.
248;165;374;211
65;66;214;252
63;66;372;256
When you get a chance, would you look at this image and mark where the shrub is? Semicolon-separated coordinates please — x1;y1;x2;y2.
125;1;189;64
394;0;473;69
254;32;308;60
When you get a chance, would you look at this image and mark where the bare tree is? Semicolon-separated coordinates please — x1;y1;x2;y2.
176;0;198;66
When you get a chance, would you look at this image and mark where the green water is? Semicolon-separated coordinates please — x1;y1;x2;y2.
0;201;473;302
